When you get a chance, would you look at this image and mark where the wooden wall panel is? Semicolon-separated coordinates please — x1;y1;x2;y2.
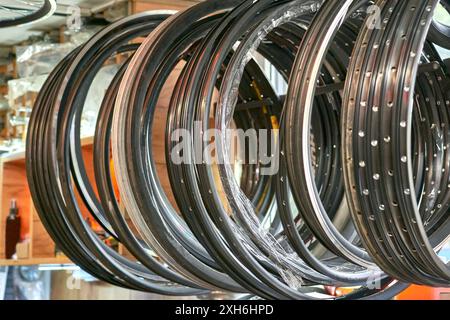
31;207;55;258
131;0;198;13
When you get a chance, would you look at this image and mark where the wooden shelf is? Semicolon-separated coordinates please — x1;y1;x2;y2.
0;256;71;267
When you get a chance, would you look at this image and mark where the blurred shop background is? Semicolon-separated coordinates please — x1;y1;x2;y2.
0;0;449;300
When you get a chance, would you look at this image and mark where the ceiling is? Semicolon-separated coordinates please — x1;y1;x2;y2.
0;0;127;46
0;1;205;46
